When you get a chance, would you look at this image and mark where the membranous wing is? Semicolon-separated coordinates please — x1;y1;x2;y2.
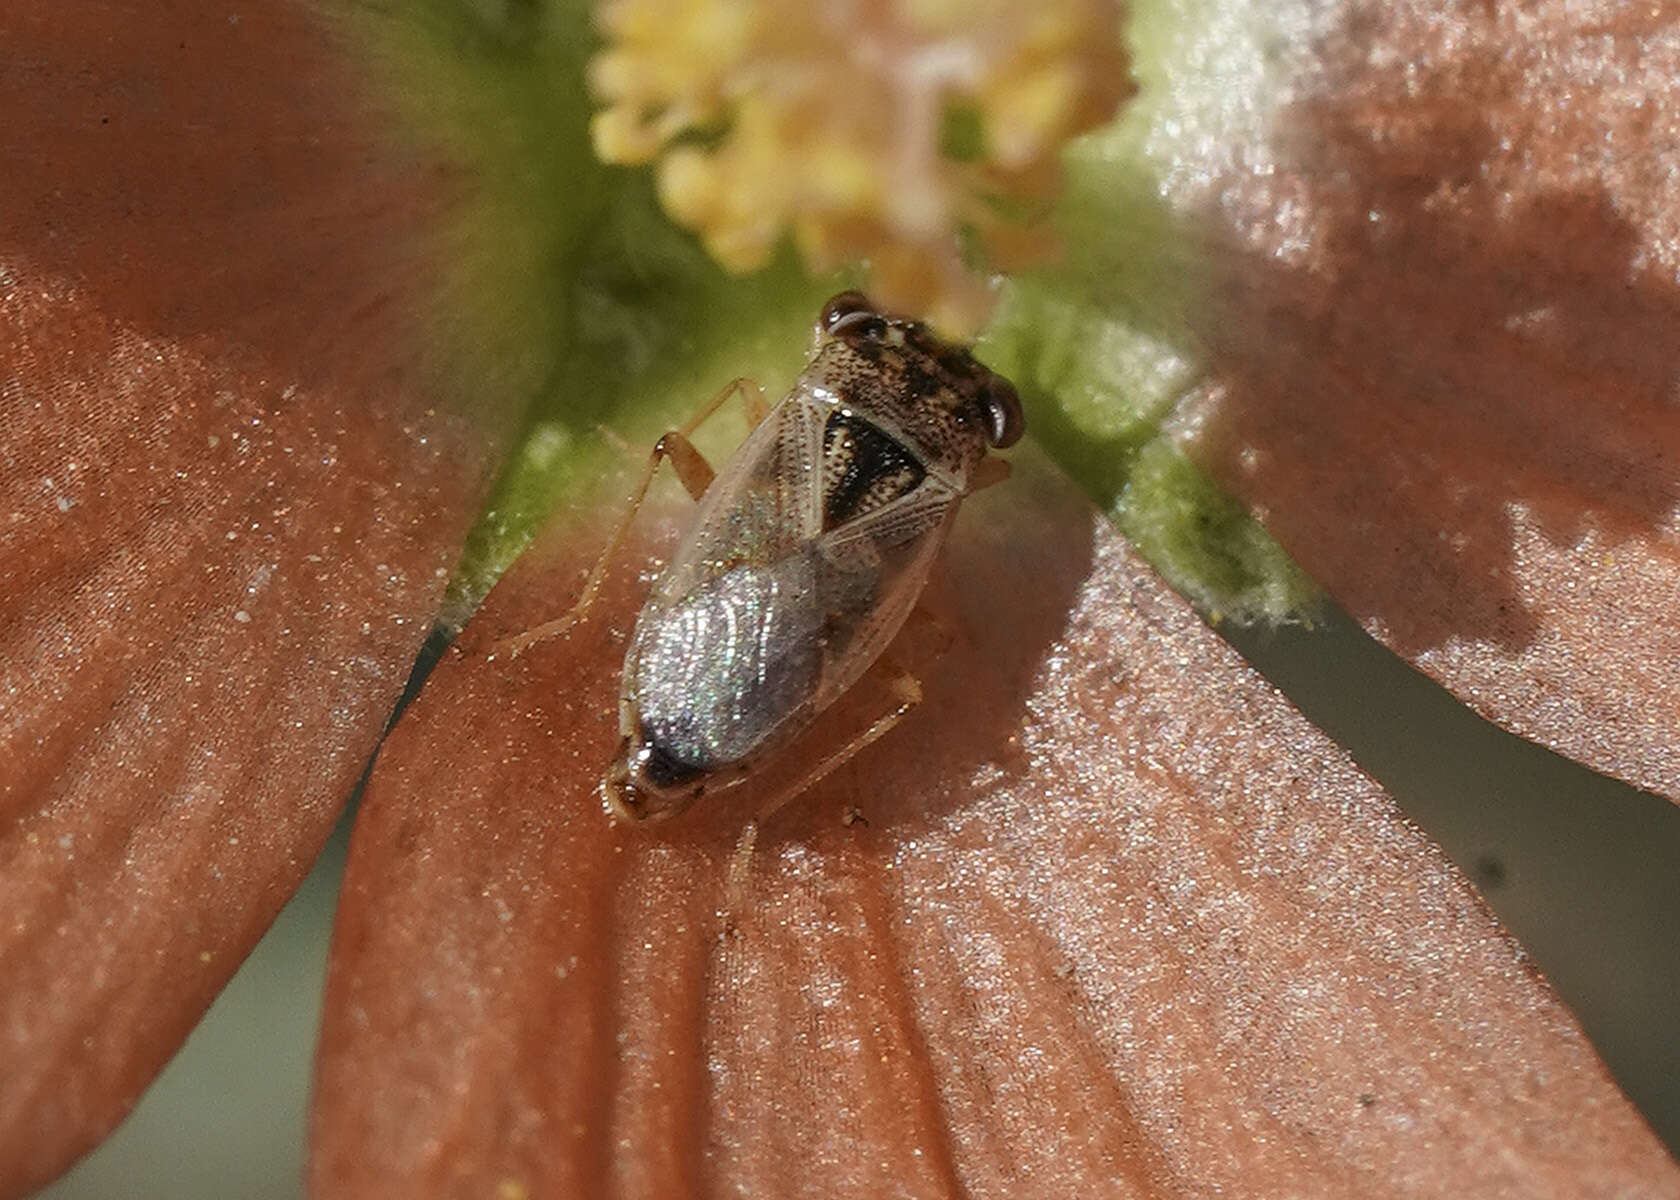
643;387;826;612
807;455;957;711
629;386;959;774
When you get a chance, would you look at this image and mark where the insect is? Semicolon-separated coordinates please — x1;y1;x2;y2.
495;292;1023;823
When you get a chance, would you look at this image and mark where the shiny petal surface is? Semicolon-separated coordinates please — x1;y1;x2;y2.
0;4;511;1192
1182;1;1680;801
314;451;1675;1197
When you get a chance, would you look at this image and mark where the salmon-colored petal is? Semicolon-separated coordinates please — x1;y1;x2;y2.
1183;1;1680;801
313;451;1675;1197
0;4;513;1192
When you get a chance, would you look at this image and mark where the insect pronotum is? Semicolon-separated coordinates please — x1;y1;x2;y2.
495;292;1023;824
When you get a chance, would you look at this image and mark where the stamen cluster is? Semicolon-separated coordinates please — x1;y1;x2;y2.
590;0;1132;333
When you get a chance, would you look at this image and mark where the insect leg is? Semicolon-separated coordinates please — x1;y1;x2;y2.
899;602;956;660
722;654;928;922
751;663;924;826
965;454;1012;494
729;376;771;428
654;431;716;500
683;374;770;438
485;377;766;659
722;819;759;932
721;646;937;913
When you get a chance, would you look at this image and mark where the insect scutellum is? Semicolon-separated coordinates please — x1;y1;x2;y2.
602;292;1023;824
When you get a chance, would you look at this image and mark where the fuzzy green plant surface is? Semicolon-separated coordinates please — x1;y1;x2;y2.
363;0;1315;626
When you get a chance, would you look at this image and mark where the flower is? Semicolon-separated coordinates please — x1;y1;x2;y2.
589;0;1132;332
5;0;1679;1195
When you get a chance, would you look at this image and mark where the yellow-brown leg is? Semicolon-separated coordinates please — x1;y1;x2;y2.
897;601;956;661
719;662;923;923
719;649;934;925
486;377;768;660
965;454;1012;494
752;663;924;826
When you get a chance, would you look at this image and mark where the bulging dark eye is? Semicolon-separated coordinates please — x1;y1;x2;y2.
979;376;1024;448
820;291;876;332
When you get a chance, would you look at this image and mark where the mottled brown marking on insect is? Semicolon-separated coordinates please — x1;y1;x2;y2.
821;412;926;530
814;314;1009;480
848;338;885;364
901;361;941;401
593;292;1021;822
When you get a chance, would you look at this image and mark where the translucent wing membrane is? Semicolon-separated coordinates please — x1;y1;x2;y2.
629;388;959;773
646;393;823;612
810;483;958;706
632;548;828;770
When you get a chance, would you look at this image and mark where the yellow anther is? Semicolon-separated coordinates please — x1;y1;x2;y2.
588;0;1133;335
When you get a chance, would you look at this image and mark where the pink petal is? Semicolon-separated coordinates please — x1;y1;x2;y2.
313;451;1675;1196
1186;1;1680;802
0;4;512;1191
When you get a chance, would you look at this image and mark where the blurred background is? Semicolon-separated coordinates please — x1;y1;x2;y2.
40;597;1680;1198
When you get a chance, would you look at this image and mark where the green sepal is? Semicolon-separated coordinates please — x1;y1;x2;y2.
364;0;1317;627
